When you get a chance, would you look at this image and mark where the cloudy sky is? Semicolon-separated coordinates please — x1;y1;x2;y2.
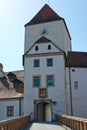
0;0;87;71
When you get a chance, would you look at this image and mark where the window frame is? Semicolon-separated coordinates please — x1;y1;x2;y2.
47;58;53;67
47;75;54;87
7;106;14;117
34;59;40;67
33;75;41;87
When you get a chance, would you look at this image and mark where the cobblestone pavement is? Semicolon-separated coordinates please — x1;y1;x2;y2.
24;122;68;130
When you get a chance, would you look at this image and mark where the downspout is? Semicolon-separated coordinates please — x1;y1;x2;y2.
68;63;73;116
19;98;21;116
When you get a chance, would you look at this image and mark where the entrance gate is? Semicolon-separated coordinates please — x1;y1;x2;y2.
34;100;52;122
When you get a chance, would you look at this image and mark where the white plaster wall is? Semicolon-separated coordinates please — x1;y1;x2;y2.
24;20;71;54
24;54;66;116
71;68;87;118
0;99;20;121
21;98;24;116
62;22;72;53
66;67;87;118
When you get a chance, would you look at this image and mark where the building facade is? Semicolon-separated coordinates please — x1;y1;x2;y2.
0;97;24;121
23;4;87;121
66;52;87;118
0;67;24;121
1;5;87;121
23;4;71;121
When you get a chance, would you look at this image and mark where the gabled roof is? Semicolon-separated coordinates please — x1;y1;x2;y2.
23;36;64;56
25;4;71;39
35;36;52;43
66;51;87;67
25;4;63;26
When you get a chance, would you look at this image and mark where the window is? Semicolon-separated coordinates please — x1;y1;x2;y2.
34;59;40;67
47;75;54;86
35;46;39;51
33;76;40;87
72;69;75;72
7;106;14;116
47;58;53;66
48;45;51;50
74;81;78;89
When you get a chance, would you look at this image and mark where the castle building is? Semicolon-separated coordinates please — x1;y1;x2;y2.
23;4;87;121
0;4;87;121
23;4;69;121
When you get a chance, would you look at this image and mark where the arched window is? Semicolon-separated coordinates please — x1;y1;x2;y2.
48;45;51;50
35;46;39;51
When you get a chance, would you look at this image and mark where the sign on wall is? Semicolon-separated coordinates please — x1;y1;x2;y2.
39;88;47;98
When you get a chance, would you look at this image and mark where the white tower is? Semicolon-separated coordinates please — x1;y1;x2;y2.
23;4;71;121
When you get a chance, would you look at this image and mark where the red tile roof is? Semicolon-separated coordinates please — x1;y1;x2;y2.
25;4;63;26
0;88;23;99
66;51;87;67
25;4;71;40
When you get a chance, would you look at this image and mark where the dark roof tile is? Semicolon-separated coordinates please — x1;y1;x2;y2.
66;51;87;67
25;4;63;26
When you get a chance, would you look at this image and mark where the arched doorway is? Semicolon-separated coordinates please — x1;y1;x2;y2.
34;101;52;122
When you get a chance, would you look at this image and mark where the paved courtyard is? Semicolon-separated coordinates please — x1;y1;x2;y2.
24;122;68;130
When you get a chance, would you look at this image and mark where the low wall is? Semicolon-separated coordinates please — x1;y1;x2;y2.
0;115;30;130
56;115;87;130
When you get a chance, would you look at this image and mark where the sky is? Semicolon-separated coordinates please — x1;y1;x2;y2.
0;0;87;72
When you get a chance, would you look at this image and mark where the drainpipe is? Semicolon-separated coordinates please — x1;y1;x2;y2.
68;62;73;116
19;98;21;116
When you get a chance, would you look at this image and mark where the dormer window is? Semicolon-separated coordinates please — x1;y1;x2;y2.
48;45;51;50
35;46;39;51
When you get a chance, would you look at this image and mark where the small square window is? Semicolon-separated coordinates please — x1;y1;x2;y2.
47;58;53;67
34;59;40;67
72;69;75;72
74;81;78;89
47;75;54;86
33;76;40;87
7;106;14;116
